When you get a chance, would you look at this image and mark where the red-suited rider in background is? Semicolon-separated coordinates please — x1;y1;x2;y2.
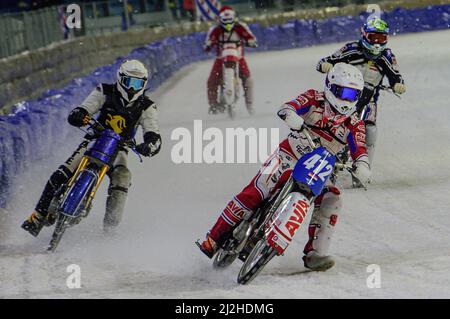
204;6;257;114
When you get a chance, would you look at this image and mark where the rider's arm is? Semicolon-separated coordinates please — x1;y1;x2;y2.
80;85;106;115
277;91;316;130
67;85;105;127
317;42;361;73
346;117;371;184
236;22;257;47
345;117;368;161
138;97;161;156
204;26;219;51
380;49;405;91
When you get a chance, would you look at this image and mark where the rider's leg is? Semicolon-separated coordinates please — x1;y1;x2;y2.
207;59;223;113
365;122;377;167
198;139;297;258
22;140;89;236
302;186;342;271
239;59;254;114
104;151;131;231
363;102;378;167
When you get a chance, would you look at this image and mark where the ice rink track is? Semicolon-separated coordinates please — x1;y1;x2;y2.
1;29;450;298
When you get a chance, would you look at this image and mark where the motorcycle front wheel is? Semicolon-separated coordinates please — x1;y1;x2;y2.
47;214;70;252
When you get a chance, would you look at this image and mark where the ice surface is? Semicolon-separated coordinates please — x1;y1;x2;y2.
1;30;450;298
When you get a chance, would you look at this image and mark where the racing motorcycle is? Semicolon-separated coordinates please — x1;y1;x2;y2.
211;128;365;284
217;40;242;119
46;119;139;252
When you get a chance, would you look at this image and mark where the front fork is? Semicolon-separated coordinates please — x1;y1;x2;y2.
66;156;109;211
263;177;315;255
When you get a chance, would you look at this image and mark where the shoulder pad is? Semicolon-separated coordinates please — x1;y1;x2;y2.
304;89;323;101
142;95;156;110
347;41;360;49
100;83;114;95
382;48;394;61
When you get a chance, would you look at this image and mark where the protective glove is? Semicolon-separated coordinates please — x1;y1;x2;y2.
135;143;152;157
278;107;304;131
136;131;162;157
246;39;257;48
352;155;372;185
393;83;406;94
204;40;212;52
68;107;90;127
320;62;333;74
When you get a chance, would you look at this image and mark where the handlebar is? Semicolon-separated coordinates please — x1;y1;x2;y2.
379;84;401;99
82;119;143;162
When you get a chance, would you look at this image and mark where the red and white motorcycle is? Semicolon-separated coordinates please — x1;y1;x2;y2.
218;41;242;119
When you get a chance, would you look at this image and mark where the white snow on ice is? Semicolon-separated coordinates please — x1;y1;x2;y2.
1;29;450;298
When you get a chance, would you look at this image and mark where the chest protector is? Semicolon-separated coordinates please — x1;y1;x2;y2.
96;84;153;140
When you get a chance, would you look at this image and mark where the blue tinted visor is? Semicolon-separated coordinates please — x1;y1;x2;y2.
121;76;145;91
330;84;361;102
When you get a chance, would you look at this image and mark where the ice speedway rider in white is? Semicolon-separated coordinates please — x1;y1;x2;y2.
198;63;371;271
317;17;405;179
22;59;161;236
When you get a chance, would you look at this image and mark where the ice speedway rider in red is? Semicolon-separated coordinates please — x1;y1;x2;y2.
317;17;405;172
21;60;161;237
205;6;257;114
198;63;372;271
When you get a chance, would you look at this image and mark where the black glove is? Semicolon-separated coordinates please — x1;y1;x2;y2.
136;131;162;157
135;143;152;157
68;107;90;127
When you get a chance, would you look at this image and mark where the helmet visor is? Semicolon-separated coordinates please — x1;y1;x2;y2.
330;84;361;102
121;76;145;91
366;32;388;44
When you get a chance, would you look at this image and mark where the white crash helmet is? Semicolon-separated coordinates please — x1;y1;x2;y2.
116;59;149;103
324;63;364;116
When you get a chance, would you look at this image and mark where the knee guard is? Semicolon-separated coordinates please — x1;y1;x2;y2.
35;166;72;215
365;124;377;166
304;188;342;257
104;166;131;229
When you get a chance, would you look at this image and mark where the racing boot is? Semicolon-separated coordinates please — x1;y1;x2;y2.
21;210;46;237
196;234;219;259
302;250;335;271
209;102;225;115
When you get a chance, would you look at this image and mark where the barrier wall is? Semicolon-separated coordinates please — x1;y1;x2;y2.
0;4;450;207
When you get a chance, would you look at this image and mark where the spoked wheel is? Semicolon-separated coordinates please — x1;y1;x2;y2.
237;239;277;285
213;248;239;269
47;215;70;252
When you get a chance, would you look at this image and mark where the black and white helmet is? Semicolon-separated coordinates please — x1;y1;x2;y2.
116;59;149;103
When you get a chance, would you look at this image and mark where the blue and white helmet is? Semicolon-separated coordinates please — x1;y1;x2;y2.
361;17;390;57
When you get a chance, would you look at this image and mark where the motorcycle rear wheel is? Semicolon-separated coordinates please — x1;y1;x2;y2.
213;248;239;269
237;239;277;285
